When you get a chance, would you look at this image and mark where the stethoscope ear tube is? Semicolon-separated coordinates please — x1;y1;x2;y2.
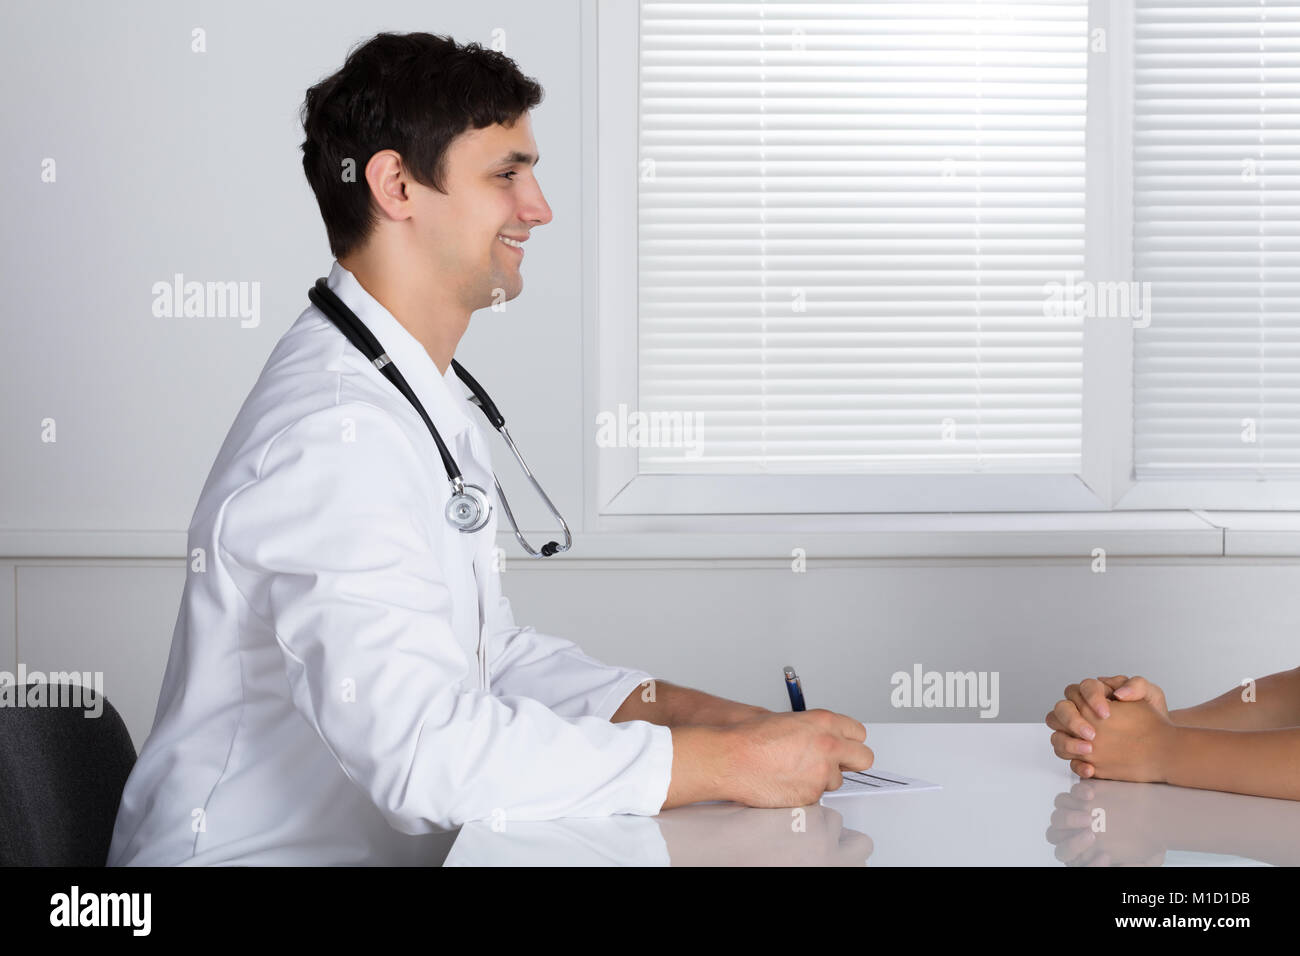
493;426;572;557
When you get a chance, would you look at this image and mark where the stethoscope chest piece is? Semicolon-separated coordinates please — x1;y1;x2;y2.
445;482;492;533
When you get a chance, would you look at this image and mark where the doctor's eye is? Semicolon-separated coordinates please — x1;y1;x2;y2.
498;171;518;181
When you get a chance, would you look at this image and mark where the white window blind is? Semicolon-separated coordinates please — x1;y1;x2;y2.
636;0;1089;475
1133;0;1300;479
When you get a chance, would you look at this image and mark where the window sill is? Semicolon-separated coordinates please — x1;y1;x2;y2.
530;512;1300;561
1201;512;1300;558
3;513;1300;560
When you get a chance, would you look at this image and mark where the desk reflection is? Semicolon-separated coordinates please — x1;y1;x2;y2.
444;803;873;866
440;725;1300;866
1045;779;1300;867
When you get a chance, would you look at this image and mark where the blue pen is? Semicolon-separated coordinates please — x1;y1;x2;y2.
783;666;806;711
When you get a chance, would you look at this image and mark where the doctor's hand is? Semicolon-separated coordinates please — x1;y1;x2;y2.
664;710;873;810
657;802;873;866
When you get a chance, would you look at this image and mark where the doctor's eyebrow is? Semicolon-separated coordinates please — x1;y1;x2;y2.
494;150;539;168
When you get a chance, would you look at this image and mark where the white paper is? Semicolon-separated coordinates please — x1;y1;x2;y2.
820;768;942;799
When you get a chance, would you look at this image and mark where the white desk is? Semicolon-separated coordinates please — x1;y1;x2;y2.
444;723;1300;866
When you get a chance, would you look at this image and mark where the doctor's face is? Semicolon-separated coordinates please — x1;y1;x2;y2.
412;112;552;312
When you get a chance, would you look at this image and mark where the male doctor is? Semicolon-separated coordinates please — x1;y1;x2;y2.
108;31;873;866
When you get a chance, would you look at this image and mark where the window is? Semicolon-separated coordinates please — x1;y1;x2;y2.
639;0;1089;477
1132;0;1300;480
594;0;1300;517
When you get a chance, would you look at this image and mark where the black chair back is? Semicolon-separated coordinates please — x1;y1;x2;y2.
0;682;137;865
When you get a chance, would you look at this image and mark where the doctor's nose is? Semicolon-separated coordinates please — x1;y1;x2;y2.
519;183;553;228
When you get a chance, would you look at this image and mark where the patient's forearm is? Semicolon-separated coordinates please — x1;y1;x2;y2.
1169;666;1300;731
1144;783;1300;865
1166;726;1300;801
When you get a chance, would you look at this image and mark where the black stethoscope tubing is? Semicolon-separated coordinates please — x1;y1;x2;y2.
309;278;483;483
307;278;570;556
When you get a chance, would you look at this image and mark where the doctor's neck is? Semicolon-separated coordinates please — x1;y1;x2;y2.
339;243;470;377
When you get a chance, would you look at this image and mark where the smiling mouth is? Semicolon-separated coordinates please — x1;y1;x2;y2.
496;234;525;256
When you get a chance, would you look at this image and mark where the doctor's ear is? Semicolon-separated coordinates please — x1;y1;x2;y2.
362;149;414;222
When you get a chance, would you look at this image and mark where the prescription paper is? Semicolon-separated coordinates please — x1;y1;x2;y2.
821;768;942;799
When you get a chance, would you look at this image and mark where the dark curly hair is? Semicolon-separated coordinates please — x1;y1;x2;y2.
300;32;544;259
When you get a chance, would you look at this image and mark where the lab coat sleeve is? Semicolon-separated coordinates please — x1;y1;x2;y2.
216;402;674;833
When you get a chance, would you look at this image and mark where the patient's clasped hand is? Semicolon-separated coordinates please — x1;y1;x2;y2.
1046;668;1300;802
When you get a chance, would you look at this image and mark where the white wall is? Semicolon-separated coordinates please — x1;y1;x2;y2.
3;557;1298;752
2;0;587;533
3;1;1296;754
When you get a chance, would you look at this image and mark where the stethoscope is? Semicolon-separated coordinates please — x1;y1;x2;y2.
307;278;572;557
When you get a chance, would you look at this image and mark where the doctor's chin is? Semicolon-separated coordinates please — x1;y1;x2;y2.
5;3;1299;924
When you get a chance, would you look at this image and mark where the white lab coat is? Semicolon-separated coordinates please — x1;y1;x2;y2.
107;261;674;866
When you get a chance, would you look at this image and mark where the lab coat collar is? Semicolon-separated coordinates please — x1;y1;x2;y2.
323;260;475;440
